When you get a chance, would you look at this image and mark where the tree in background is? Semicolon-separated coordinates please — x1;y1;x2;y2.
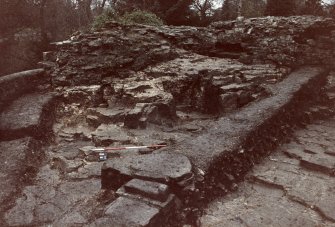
242;0;265;18
329;0;335;18
92;0;108;14
0;0;39;36
265;0;297;16
221;0;265;20
0;0;94;76
77;0;94;27
301;0;324;15
161;0;194;25
221;0;238;20
192;0;217;25
302;0;323;15
0;0;95;40
111;0;194;25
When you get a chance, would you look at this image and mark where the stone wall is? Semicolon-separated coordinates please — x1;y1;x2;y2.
44;16;335;130
47;16;335;87
0;69;47;110
211;16;335;66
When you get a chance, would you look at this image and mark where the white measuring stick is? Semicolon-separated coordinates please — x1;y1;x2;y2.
90;144;167;152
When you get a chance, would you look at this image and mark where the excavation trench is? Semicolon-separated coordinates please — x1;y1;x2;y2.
5;16;335;226
1;68;331;226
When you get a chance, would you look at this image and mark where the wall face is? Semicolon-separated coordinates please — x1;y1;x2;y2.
211;16;335;67
44;16;335;129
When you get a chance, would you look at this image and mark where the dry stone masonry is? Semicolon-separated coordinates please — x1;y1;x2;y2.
45;16;335;133
1;16;335;226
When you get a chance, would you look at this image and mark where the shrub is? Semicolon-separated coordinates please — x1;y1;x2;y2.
120;10;164;26
92;10;118;29
92;9;164;29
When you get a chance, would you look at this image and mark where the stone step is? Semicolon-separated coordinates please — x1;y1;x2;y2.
97;179;177;227
0;92;56;141
118;179;171;203
101;153;193;190
0;69;48;110
93;197;161;227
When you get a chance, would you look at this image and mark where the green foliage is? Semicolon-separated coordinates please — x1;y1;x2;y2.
112;0;193;26
120;10;164;26
221;0;266;20
92;10;118;29
93;9;163;29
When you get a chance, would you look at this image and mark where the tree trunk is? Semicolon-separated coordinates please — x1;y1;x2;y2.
85;0;93;20
39;0;48;47
98;0;107;14
237;0;242;18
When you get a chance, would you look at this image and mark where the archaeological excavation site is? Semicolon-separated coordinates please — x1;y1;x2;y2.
1;13;335;227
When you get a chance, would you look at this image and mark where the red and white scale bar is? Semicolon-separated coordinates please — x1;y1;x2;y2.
90;144;167;152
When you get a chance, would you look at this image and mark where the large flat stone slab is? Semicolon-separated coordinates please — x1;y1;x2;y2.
283;142;335;175
200;181;334;227
92;124;131;146
102;153;192;188
5;177;101;226
289;124;335;175
0;92;56;141
200;81;335;225
252;157;335;221
201;132;335;227
102;197;160;227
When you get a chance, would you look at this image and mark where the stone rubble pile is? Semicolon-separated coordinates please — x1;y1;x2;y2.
44;16;335;133
211;16;335;66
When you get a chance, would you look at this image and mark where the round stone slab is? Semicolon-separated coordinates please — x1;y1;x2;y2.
102;153;192;182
